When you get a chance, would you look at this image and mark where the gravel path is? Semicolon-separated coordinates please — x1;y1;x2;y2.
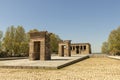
0;58;120;80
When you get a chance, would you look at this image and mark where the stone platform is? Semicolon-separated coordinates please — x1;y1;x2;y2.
0;54;90;69
108;56;120;60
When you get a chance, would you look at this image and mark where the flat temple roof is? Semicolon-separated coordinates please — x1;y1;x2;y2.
71;43;91;45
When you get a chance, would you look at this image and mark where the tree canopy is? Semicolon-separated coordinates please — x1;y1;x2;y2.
101;42;109;54
102;26;120;55
3;26;29;56
0;30;3;50
28;29;39;33
50;33;61;53
0;30;2;40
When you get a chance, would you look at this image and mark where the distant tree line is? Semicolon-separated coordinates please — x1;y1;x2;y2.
102;26;120;55
0;26;61;57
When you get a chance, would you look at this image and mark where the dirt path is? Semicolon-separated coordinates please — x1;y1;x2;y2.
0;58;120;80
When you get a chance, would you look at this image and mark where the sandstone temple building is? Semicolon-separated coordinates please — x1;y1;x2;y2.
58;40;91;57
71;43;91;54
29;31;91;61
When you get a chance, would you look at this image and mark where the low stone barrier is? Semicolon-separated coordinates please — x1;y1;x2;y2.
0;57;27;61
108;56;120;60
90;53;107;58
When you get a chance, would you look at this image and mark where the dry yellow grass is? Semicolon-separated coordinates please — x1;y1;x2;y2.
0;58;120;80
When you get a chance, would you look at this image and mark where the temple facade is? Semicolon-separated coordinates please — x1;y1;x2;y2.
58;40;91;56
71;43;91;54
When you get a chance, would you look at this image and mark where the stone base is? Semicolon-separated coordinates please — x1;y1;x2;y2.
0;54;89;69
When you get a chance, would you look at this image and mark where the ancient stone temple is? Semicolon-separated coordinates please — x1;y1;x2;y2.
58;41;91;56
58;40;71;57
71;43;91;54
29;31;51;61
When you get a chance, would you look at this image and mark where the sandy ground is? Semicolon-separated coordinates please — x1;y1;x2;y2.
0;58;120;80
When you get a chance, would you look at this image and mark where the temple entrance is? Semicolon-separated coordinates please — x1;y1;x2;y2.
61;45;65;56
34;41;40;60
76;46;79;54
58;40;71;57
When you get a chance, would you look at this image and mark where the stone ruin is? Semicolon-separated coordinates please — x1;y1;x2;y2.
29;31;91;61
71;43;91;54
29;31;51;61
58;41;91;57
58;40;71;57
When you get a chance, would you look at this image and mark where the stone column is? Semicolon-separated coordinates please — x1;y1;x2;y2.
79;46;81;54
29;41;34;60
65;40;71;57
45;36;51;60
58;45;64;57
86;44;91;54
40;40;45;60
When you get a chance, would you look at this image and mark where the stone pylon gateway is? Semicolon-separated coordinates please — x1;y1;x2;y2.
29;31;51;61
58;40;71;57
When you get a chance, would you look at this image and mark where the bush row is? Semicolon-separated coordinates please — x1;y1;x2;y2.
0;51;28;57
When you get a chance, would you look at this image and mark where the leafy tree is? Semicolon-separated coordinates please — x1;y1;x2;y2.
3;26;16;56
50;33;61;53
101;42;109;54
0;30;3;50
0;30;2;40
3;26;29;56
14;26;29;56
28;29;39;33
110;48;120;55
108;26;120;55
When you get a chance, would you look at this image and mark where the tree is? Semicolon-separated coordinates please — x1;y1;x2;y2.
3;26;16;56
14;26;29;56
0;30;3;50
50;33;61;53
0;30;2;40
110;48;120;55
101;42;109;54
28;29;39;33
3;26;29;56
108;26;120;55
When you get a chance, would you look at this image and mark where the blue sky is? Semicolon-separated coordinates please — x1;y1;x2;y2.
0;0;120;53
